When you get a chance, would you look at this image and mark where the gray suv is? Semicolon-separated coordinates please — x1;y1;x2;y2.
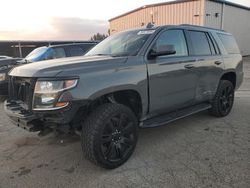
4;25;243;169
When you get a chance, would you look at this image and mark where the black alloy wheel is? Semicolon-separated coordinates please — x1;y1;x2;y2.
101;113;136;163
210;80;235;117
219;84;234;115
81;103;138;169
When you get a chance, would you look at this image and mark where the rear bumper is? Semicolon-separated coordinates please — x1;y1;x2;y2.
4;99;89;132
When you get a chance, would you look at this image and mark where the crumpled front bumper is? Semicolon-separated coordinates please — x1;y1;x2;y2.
4;99;89;132
4;100;43;131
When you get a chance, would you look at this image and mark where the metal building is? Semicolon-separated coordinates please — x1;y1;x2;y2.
109;0;250;56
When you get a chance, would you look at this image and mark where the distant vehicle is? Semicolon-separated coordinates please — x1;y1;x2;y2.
0;42;97;96
18;42;98;63
4;25;243;169
0;58;22;95
0;56;11;59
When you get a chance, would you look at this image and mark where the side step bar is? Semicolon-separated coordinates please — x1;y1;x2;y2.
141;103;212;128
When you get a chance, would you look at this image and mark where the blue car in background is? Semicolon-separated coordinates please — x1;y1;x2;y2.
0;42;97;95
19;42;97;63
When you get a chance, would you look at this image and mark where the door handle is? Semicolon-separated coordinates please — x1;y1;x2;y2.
184;64;194;69
214;61;223;65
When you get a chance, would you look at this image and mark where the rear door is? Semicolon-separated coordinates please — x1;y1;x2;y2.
185;30;224;102
146;29;200;115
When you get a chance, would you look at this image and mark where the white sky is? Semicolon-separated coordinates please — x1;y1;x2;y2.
0;0;249;40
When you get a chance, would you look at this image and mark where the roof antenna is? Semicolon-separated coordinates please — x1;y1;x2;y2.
146;22;155;29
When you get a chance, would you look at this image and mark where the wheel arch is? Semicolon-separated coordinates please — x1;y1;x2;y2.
220;71;236;89
88;88;144;120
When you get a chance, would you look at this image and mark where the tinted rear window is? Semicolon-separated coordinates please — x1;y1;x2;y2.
79;44;96;52
187;31;211;56
218;34;240;54
68;46;84;56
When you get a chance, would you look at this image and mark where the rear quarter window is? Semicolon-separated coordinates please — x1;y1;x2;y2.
187;31;212;56
218;33;240;54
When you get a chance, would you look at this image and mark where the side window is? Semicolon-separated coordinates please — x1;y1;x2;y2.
43;48;54;60
153;30;188;57
68;46;84;57
218;33;240;54
79;44;96;54
52;47;66;59
188;31;211;56
208;33;220;54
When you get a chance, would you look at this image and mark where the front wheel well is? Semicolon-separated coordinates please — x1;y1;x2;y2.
86;90;143;120
220;72;236;88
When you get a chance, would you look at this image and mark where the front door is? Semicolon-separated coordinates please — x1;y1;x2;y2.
146;29;200;116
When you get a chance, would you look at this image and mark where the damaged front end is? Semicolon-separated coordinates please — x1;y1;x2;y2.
4;76;85;136
4;76;43;131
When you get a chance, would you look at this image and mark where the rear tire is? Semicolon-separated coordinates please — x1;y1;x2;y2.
81;103;138;169
210;80;235;117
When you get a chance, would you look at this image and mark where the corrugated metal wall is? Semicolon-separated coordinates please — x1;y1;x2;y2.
205;1;250;56
204;1;223;29
110;0;205;35
109;0;250;56
223;5;250;56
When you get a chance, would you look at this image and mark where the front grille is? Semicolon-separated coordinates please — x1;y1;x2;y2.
8;76;36;110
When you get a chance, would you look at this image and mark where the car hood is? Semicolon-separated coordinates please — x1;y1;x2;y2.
0;58;23;67
9;56;128;77
0;58;23;73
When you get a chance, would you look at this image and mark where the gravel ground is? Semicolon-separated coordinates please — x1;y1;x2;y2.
0;58;249;188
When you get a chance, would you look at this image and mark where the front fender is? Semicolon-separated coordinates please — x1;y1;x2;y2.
61;56;149;116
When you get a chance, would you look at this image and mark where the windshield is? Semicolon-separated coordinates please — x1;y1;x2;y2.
25;47;48;61
86;30;155;57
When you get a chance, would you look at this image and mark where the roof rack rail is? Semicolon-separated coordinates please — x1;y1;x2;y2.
179;24;226;32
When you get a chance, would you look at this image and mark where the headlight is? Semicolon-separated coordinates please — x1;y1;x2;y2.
0;73;6;81
33;79;78;110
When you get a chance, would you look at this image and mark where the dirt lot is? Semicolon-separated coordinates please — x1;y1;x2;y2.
0;58;250;188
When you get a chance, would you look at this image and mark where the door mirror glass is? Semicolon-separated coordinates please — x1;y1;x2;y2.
149;44;176;57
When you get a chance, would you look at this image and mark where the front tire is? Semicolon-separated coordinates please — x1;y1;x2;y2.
81;103;138;169
210;80;235;117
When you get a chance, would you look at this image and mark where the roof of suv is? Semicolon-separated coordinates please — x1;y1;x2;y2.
130;24;230;35
48;42;98;48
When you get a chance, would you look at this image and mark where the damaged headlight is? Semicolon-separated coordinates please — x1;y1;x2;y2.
33;79;78;110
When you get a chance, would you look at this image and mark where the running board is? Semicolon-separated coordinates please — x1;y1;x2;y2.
141;103;212;128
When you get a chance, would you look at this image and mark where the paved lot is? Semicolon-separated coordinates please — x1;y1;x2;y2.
0;58;250;188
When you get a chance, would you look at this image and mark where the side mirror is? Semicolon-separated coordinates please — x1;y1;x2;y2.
149;44;176;58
